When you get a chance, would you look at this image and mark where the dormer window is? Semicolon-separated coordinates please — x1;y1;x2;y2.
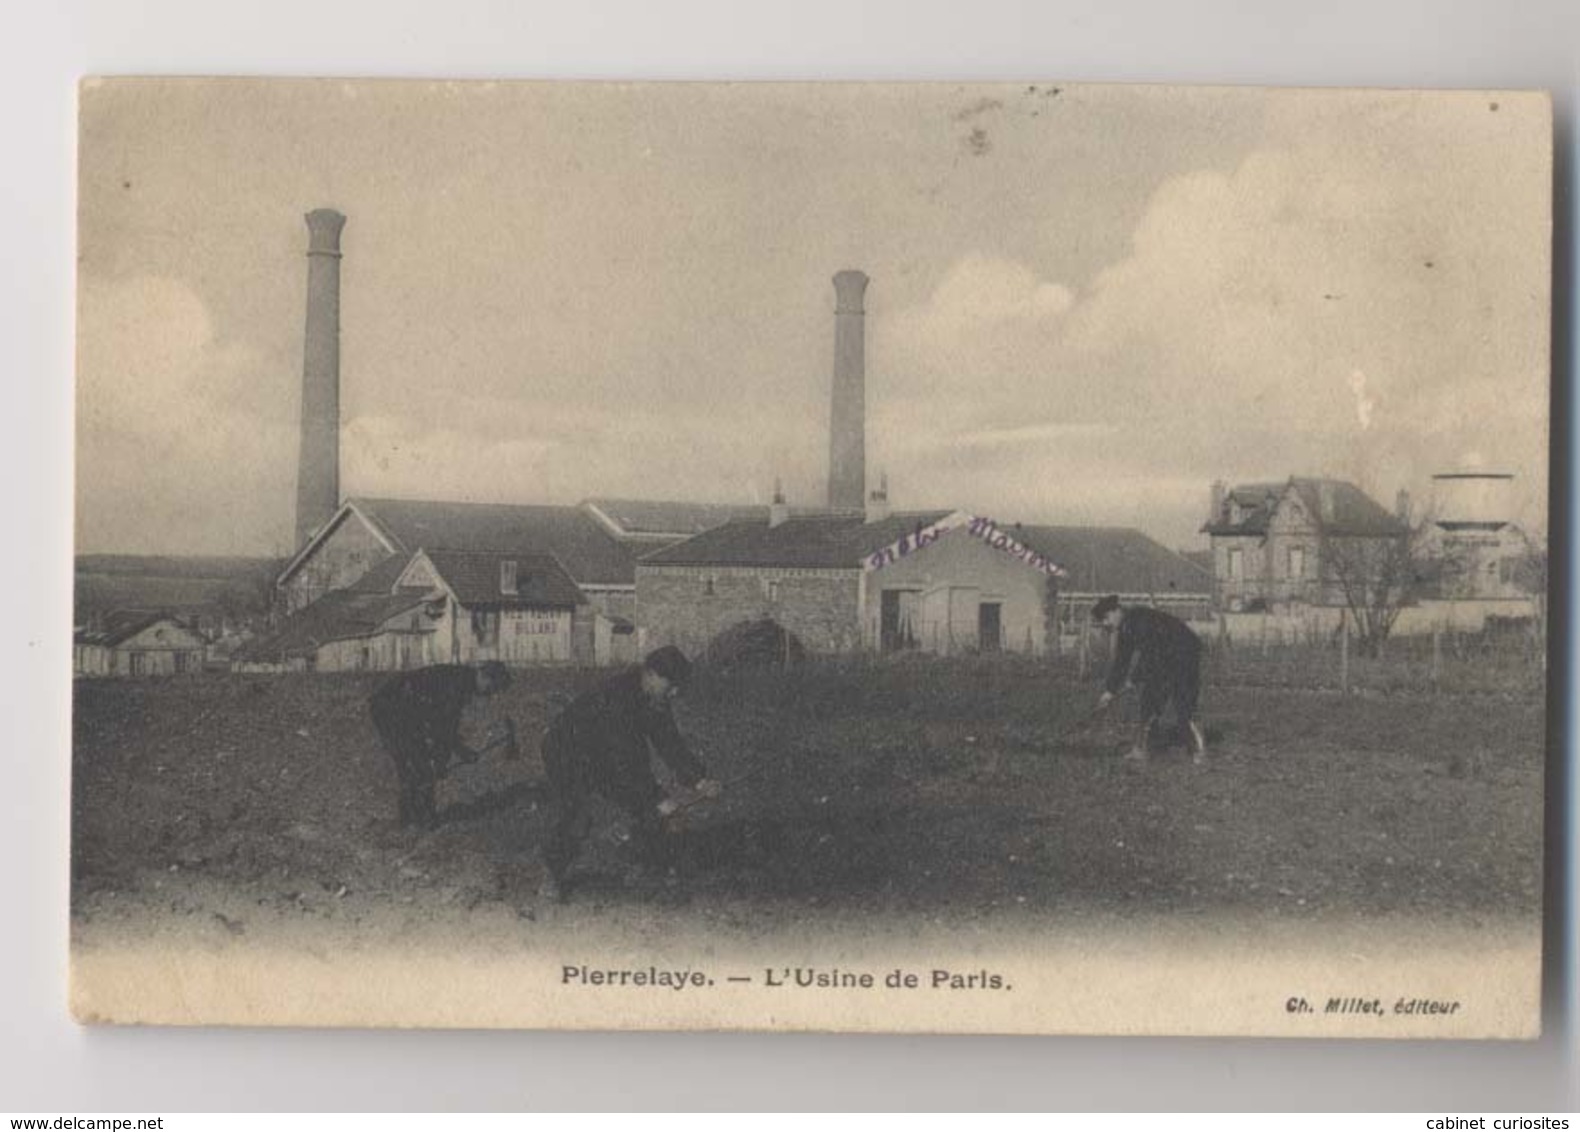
500;560;518;595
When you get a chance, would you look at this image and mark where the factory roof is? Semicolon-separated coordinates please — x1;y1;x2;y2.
581;498;775;540
344;552;415;595
417;550;585;608
1203;478;1406;539
74;610;197;648
235;589;433;663
1014;527;1213;596
640;510;956;570
282;497;638;588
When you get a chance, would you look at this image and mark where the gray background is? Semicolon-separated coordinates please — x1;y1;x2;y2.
4;0;1575;1111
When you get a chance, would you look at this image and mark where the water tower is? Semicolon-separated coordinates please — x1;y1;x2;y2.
1430;471;1517;599
1431;471;1514;533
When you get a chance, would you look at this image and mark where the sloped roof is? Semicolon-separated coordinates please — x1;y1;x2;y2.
1178;548;1214;575
345;552;415;595
236;589;433;662
347;497;635;586
640;511;956;569
1204;478;1406;539
423;550;585;608
76;610;197;648
1015;527;1213;596
583;498;773;538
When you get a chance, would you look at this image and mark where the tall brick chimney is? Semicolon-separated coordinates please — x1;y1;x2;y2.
828;269;869;511
294;208;346;550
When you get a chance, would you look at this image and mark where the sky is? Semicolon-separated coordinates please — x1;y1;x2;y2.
75;80;1553;556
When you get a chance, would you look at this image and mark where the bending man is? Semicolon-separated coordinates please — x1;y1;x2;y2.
539;645;720;902
1092;595;1206;764
369;660;513;828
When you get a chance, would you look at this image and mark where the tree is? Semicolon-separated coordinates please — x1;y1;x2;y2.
1320;532;1413;657
1319;508;1467;659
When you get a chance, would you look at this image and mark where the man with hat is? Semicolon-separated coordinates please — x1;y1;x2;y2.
537;645;721;901
1090;595;1207;764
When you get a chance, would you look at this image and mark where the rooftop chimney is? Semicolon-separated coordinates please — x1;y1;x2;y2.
866;471;890;524
1209;479;1227;526
294;208;346;549
828;269;869;511
769;478;790;528
1317;481;1336;523
1395;488;1412;525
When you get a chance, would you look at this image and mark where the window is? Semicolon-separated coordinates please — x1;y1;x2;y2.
763;578;781;601
500;560;518;595
703;576;716;596
1288;546;1305;578
1227;547;1244;580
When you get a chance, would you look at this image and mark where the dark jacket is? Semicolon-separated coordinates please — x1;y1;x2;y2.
370;664;479;766
1105;606;1203;695
542;666;707;813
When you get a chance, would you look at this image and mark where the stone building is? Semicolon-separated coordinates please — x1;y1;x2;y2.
637;507;1073;657
1202;477;1407;613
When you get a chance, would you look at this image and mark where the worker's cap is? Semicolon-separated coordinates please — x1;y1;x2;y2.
1091;594;1122;621
643;645;694;687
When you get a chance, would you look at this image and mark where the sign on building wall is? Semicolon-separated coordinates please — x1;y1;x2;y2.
864;514;1064;577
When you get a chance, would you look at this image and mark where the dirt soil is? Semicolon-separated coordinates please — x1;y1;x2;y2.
70;660;1545;936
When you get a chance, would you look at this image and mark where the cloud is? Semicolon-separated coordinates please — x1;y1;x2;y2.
872;252;1076;421
863;118;1547;548
77;276;215;427
918;253;1074;332
76;275;298;553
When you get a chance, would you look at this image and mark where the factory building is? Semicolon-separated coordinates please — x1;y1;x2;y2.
260;206;1222;669
393;549;585;665
638;501;1074;657
263;497;634;667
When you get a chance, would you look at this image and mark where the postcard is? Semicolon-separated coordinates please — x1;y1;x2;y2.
71;79;1551;1036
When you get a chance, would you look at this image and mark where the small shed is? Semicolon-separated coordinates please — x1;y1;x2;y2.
73;611;207;677
232;588;436;673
